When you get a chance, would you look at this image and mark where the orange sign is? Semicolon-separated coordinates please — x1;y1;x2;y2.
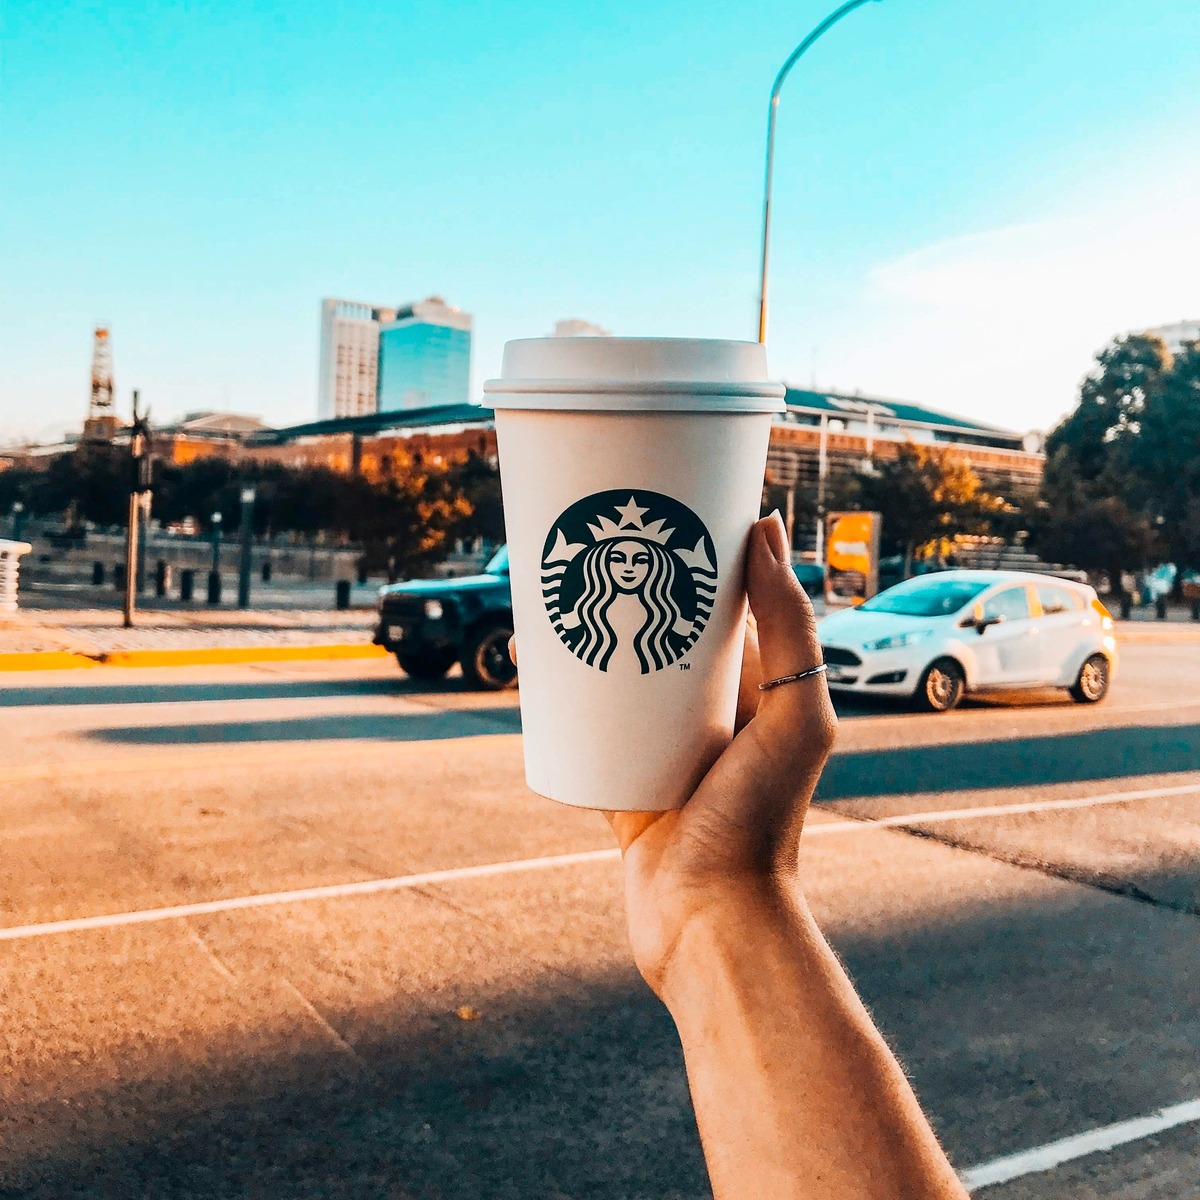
827;512;875;574
824;511;881;606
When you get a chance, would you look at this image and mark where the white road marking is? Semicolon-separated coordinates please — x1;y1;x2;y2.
4;781;1198;944
805;781;1200;837
960;1097;1200;1190
0;848;623;942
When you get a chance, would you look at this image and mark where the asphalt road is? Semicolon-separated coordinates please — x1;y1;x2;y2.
1;633;1198;1198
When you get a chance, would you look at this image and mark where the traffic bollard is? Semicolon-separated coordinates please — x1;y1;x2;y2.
0;540;32;612
92;561;105;586
261;560;272;583
155;560;171;598
180;569;195;602
335;579;351;610
207;570;222;605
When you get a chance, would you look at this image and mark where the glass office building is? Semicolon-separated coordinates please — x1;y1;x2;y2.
377;297;472;413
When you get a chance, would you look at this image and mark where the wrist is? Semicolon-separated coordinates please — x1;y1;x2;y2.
655;872;814;1014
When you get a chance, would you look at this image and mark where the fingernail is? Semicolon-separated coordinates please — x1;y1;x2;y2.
764;511;789;566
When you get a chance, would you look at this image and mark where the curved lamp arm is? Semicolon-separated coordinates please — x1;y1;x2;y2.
757;0;882;345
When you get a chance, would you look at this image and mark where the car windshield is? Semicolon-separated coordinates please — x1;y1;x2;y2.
858;577;990;617
485;545;509;576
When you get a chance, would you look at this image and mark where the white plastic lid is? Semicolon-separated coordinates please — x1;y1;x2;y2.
483;337;786;413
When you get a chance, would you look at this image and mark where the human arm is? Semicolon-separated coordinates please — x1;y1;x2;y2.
607;514;968;1200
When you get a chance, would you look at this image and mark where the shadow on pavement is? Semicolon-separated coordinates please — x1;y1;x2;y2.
0;675;478;709
829;689;1077;720
5;675;1071;717
82;718;1199;789
86;708;523;745
815;723;1200;802
4;883;1200;1199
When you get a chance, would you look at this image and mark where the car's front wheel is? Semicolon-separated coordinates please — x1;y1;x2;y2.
1069;653;1110;703
395;646;457;681
461;622;517;690
914;657;966;713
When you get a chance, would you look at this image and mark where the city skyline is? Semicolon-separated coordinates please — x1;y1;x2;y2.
1;0;1198;442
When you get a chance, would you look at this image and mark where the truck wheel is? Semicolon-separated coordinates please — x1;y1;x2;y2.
1069;653;1110;703
461;622;517;690
395;646;457;681
913;657;965;713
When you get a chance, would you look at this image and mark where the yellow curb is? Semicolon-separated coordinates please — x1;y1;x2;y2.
0;652;100;672
97;644;390;668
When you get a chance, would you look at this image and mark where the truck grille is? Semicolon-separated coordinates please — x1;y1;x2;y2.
381;595;425;622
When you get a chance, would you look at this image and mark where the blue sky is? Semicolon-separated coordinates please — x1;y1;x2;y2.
2;0;1197;442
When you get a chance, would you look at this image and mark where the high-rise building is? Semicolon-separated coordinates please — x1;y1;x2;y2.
318;298;397;419
377;297;472;413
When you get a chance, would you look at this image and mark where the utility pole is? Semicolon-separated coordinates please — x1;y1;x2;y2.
237;485;256;608
123;390;152;628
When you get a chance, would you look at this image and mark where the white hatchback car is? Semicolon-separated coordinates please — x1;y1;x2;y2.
816;570;1117;712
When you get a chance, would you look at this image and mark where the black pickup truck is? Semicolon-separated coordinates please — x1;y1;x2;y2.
373;546;517;690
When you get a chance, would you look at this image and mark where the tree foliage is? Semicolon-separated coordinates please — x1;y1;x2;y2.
1044;334;1170;482
1029;452;1162;587
1037;332;1200;579
2;442;499;580
845;443;1004;570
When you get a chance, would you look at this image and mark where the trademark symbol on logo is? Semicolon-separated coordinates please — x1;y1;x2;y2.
679;662;691;671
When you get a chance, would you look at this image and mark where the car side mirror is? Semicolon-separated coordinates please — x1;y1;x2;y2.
963;613;1001;634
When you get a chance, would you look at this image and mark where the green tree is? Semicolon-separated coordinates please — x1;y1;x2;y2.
1028;454;1162;593
853;443;1001;575
447;451;505;546
1127;341;1200;568
41;444;129;527
0;464;44;515
152;457;238;532
345;464;473;582
1036;332;1200;586
1044;333;1171;483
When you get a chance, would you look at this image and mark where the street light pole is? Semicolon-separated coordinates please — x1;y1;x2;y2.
756;0;882;345
237;485;256;609
208;512;223;605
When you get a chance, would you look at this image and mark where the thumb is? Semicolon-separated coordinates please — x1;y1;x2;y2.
745;513;837;754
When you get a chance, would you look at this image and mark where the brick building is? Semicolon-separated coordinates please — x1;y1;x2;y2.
153;391;1042;517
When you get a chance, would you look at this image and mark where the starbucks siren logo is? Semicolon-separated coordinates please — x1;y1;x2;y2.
541;489;718;674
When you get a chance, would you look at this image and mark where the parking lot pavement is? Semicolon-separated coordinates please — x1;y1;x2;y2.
1;642;1199;1197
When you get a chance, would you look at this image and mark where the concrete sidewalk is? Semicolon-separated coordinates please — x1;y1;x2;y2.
0;605;382;668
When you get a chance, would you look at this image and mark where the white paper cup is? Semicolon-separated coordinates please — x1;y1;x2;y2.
484;337;785;811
